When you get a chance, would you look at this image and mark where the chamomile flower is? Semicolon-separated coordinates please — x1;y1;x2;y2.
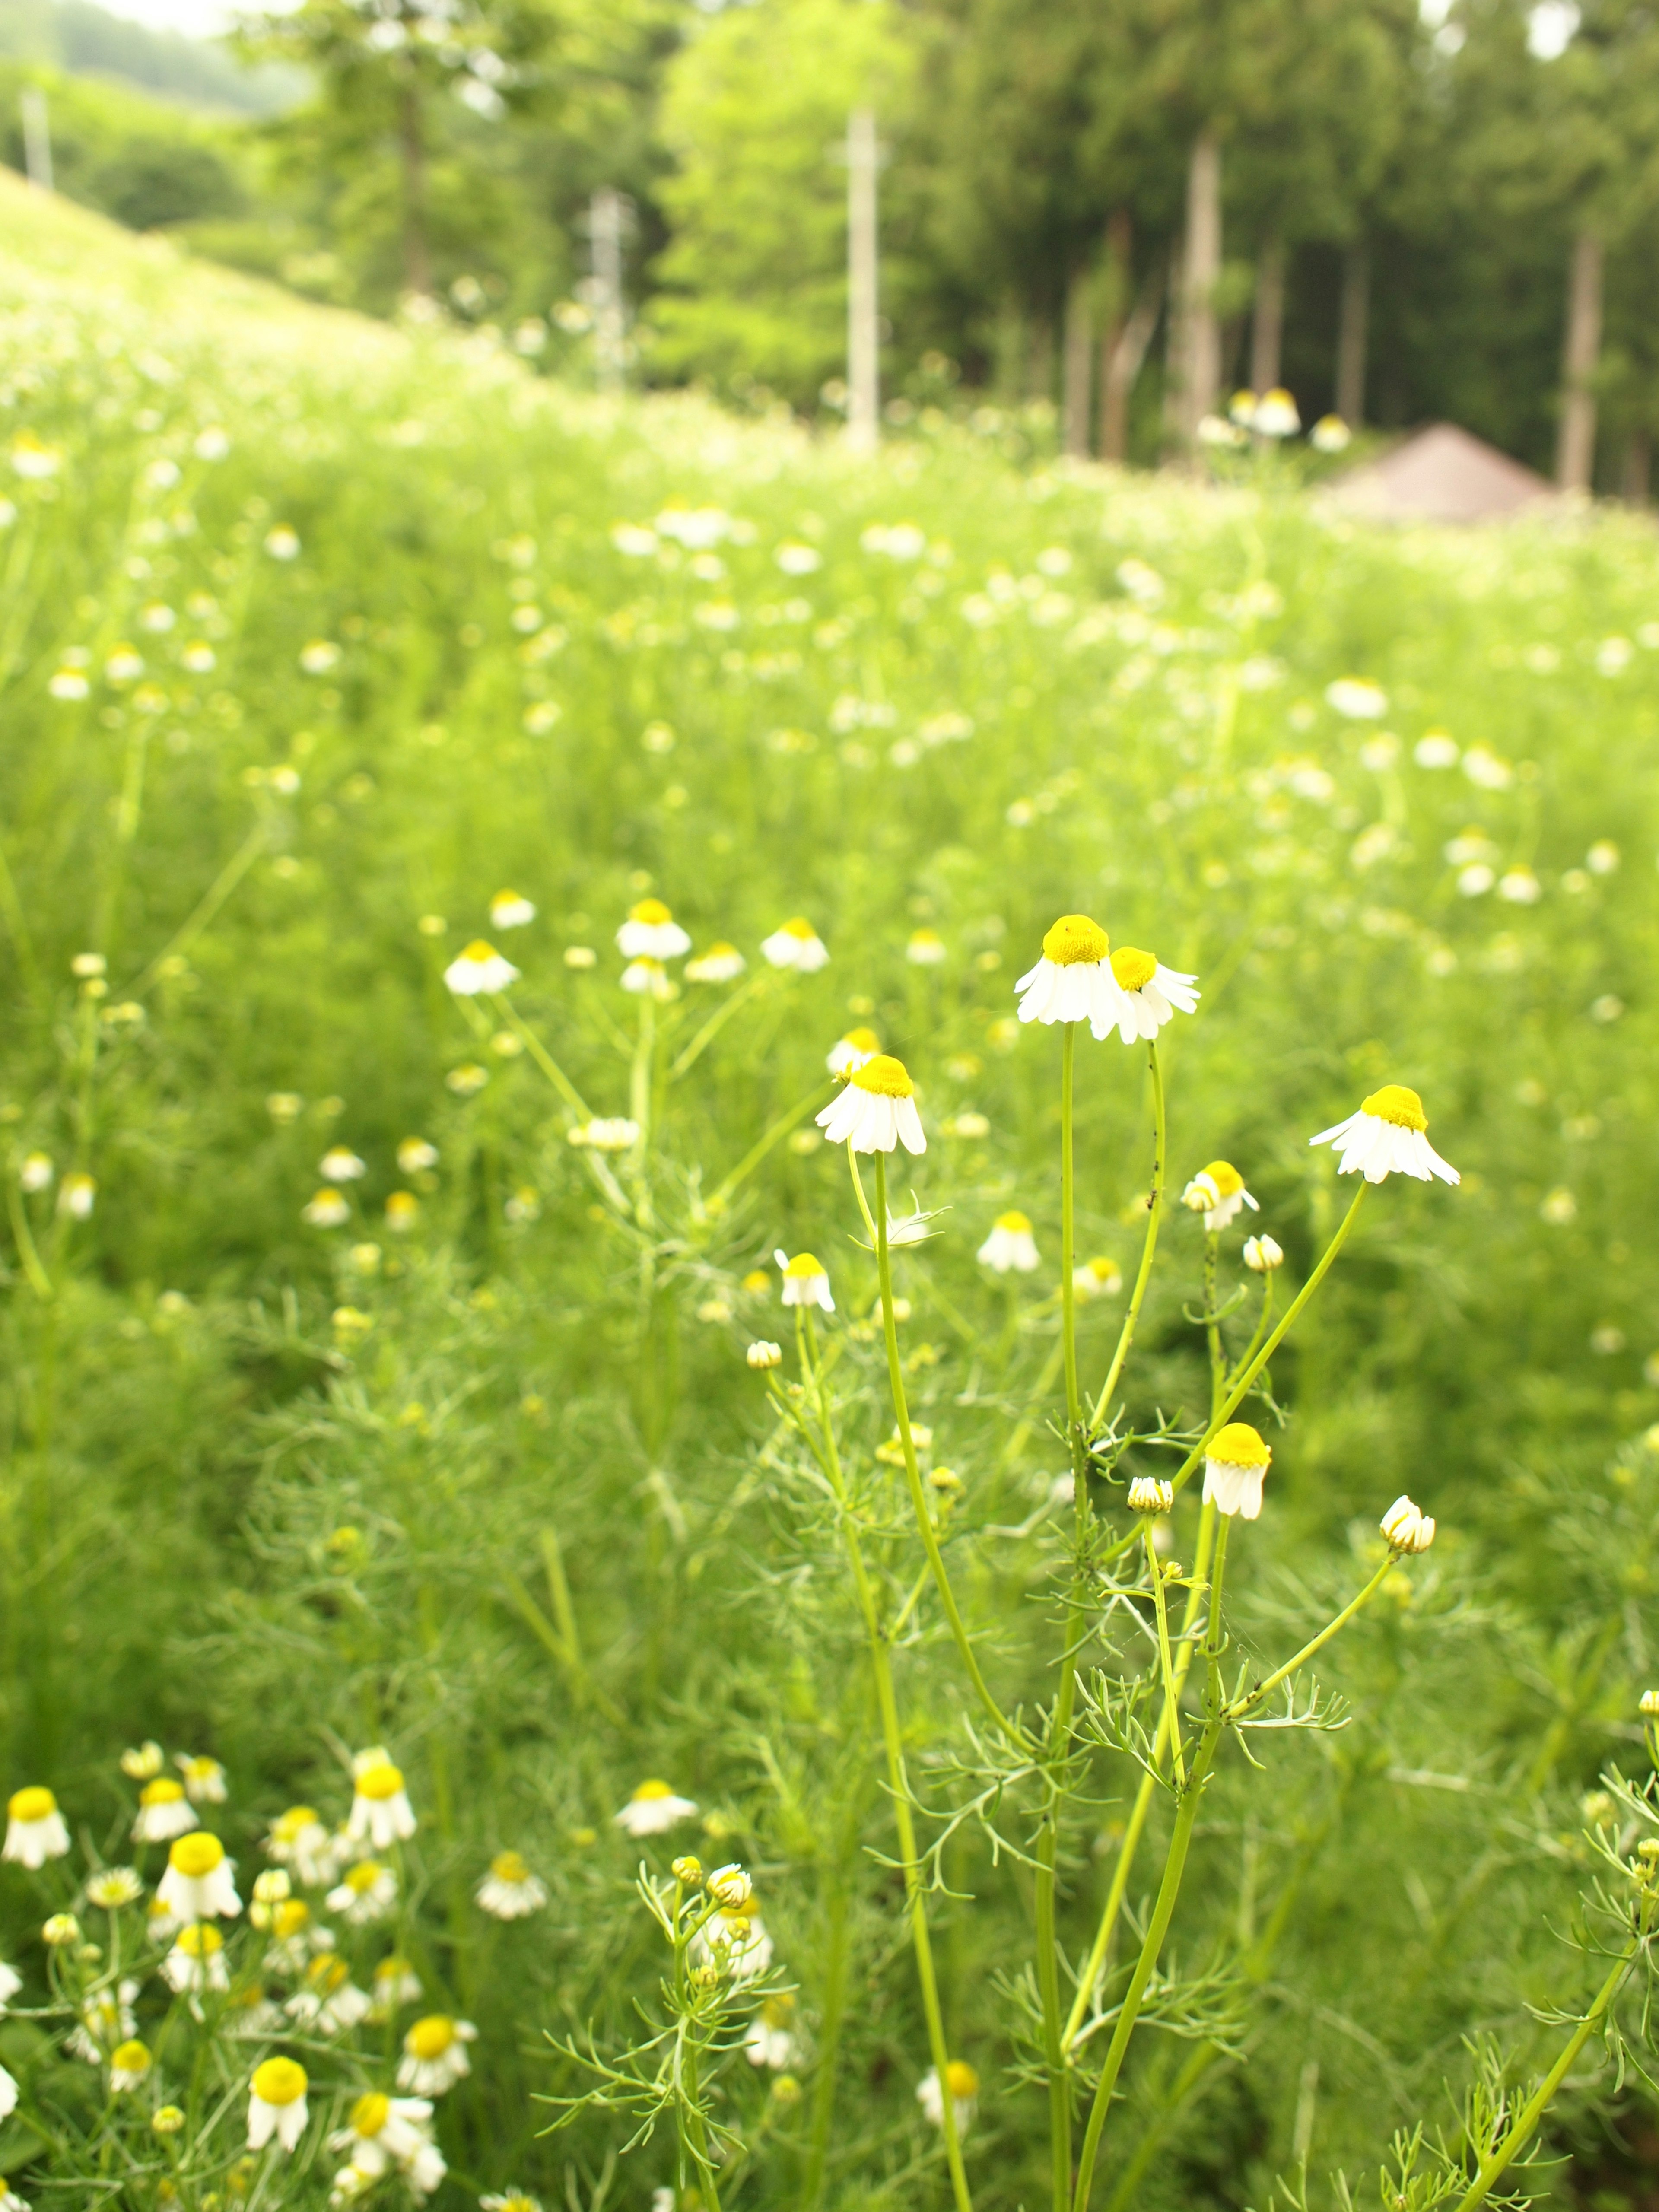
68;1980;139;2061
397;1137;439;1174
85;1867;143;1910
615;1781;698;1836
331;2092;446;2197
12;432;61;479
386;1192;419;1232
1309;1086;1459;1185
1253;388;1301;438
1243;1234;1283;1272
18;1154;52;1194
475;1851;547;1920
326;1862;398;1924
1127;1476;1173;1514
906;928;947;966
0;2069;16;2124
1072;1256;1122;1300
1202;1423;1272;1520
775;1251;833;1312
267;1806;337;1887
318;1149;365;1185
163;1922;229;1993
746;1341;783;1370
444;941;519;995
489;890;537;930
266;1898;326;1973
1325;677;1387;720
1380;1495;1436;1553
816;1053;926;1154
617;899;691;959
157;1831;241;1922
286;1954;372;2034
685;942;746;983
109;2038;152;2091
1181;1161;1259;1234
248;2056;309;2152
1014;914;1128;1033
348;1754;416;1849
1311;413;1351;453
58;1173;95;1219
302;1189;350;1228
371;1956;424;2017
745;1994;800;2070
1102;947;1200;1043
978;1211;1040;1273
567;1117;639;1151
250;1869;291;1926
397;2015;477;2096
688;1897;773;1983
146;1894;181;1946
5;1787;70;1867
177;1754;227;1805
827;1027;880;1077
621;956;675;998
917;2061;979;2136
0;1962;20;2009
761;917;830;972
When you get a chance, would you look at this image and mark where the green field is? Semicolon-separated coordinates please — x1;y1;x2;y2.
2;172;1659;2212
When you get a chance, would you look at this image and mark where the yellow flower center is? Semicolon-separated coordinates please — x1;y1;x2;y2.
491;1850;529;1883
994;1211;1031;1233
1042;914;1109;966
1200;1160;1244;1198
178;1923;223;1958
111;2039;150;2073
141;1778;185;1806
633;1778;673;1799
462;940;498;963
944;2060;980;2097
180;1758;218;1782
781;1255;824;1280
169;1831;225;1878
704;940;739;958
351;2092;391;2139
1111;947;1158;992
407;2015;455;2059
273;1900;310;1938
376;1955;413;1983
1362;1084;1428;1131
345;1862;384;1894
9;1786;55;1822
761;1994;796;2025
307;1954;349;1993
251;2056;307;2107
842;1027;880;1054
849;1053;914;1098
629;898;672;925
1209;1421;1271;1468
355;1764;404;1802
780;917;816;939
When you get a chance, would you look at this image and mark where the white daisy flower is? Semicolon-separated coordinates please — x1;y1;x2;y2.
286;1953;372;2034
248;2056;309;2152
0;2070;17;2125
621;956;676;999
18;1154;52;1193
326;1860;398;1923
57;1173;95;1219
816;1052;926;1154
5;1787;70;1868
12;432;61;479
760;917;830;972
226;1988;284;2040
744;1994;799;2070
348;1755;417;1849
1014;914;1129;1033
444;940;520;995
67;1979;139;2061
489;890;537;930
977;1211;1040;1273
475;1850;547;1920
917;2061;979;2137
1100;946;1200;1044
1380;1495;1436;1553
685;942;746;983
567;1117;640;1151
688;1900;773;1984
302;1189;350;1228
318;1148;366;1185
1072;1255;1122;1300
176;1754;228;1805
826;1026;880;1077
1253;388;1301;438
1202;1423;1272;1520
109;2037;152;2091
397;1137;439;1174
906;928;947;966
1242;1234;1283;1272
120;1740;164;1780
266;1805;339;1887
614;1780;698;1836
1325;677;1388;720
162;1922;229;1993
371;1956;424;2017
1309;1085;1459;1185
249;1868;291;1926
1310;413;1351;453
1181;1161;1259;1234
1127;1476;1173;1514
266;1897;328;1971
157;1831;241;1922
481;2195;544;2212
616;899;691;960
332;2092;446;2198
397;2015;477;2096
775;1251;833;1313
746;1341;783;1370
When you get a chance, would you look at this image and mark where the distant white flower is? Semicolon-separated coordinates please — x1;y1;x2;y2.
266;1805;337;1887
828;1027;880;1077
163;1922;229;1993
445;941;519;995
978;1211;1039;1273
746;1341;783;1370
58;1173;95;1219
906;929;947;966
194;427;231;461
1380;1494;1436;1553
614;1781;697;1836
1310;414;1351;453
1182;1161;1258;1234
1072;1255;1122;1300
326;1861;398;1924
1309;1085;1459;1185
157;1831;240;1922
319;1148;365;1185
299;640;340;675
621;957;676;999
133;1778;196;1842
48;667;89;702
12;432;62;480
1202;1423;1272;1520
371;1956;423;2017
303;1189;350;1227
1253;388;1301;438
397;1137;439;1173
109;2037;152;2090
816;1053;925;1154
1325;677;1387;719
689;1901;773;1983
5;1787;70;1868
1101;946;1199;1044
775;1251;833;1312
489;890;536;930
617;899;691;960
348;1755;416;1849
1015;915;1128;1035
567;1118;639;1151
745;1995;799;2069
1242;1234;1283;1272
85;1867;143;1911
1414;731;1459;768
18;1153;52;1194
397;2016;476;2096
917;2061;979;2136
1497;868;1541;904
248;2056;309;2151
761;918;830;971
685;942;745;983
332;2091;445;2197
287;1953;372;2034
774;542;821;575
475;1851;547;1920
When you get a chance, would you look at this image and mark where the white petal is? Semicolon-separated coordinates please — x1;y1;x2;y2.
896;1096;926;1154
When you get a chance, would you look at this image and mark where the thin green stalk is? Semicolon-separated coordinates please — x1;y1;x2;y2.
6;1183;54;1303
802;1765;867;2212
1203;1231;1223;1418
1225;1553;1397;1721
491;998;593;1121
1061;1023;1081;1430
1088;1043;1166;1432
1145;1525;1186;1787
1224;1272;1276;1398
669;971;767;1079
127;816;267;996
704;1083;823;1215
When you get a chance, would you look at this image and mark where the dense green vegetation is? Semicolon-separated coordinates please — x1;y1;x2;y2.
2;177;1659;2212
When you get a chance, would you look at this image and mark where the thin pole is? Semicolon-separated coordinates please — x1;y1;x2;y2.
591;186;626;397
20;89;52;193
846;108;879;454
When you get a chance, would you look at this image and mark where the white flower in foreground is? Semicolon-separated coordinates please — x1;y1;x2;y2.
1014;913;1129;1033
746;1340;783;1370
1073;1255;1123;1300
1202;1423;1272;1521
397;2015;476;2096
917;2061;979;2136
689;1900;773;1983
1309;1085;1459;1185
489;890;536;930
816;1052;926;1154
109;2037;152;2091
567;1118;639;1152
615;1780;698;1836
1182;1160;1259;1234
1127;1476;1173;1514
0;2068;17;2123
1243;1234;1284;1273
6;1787;70;1868
302;1189;350;1228
1311;413;1351;453
332;2092;446;2197
267;1805;337;1886
1380;1495;1436;1554
616;898;691;960
178;1754;228;1804
621;956;676;999
157;1831;241;1922
248;2056;309;2152
163;1922;229;1993
1102;947;1200;1044
1253;388;1301;438
827;1026;880;1078
444;940;519;995
287;1953;372;2034
1325;676;1387;720
348;1755;417;1849
327;1860;398;1923
685;942;746;983
761;917;830;972
706;1862;753;1908
978;1210;1040;1274
475;1850;547;1920
318;1146;366;1185
775;1250;833;1312
745;1994;799;2070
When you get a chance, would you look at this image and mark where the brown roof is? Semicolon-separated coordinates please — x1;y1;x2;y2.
1331;423;1557;524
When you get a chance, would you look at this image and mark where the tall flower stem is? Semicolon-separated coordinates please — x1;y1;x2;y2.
1088;1043;1166;1433
1145;1525;1186;1786
1203;1230;1223;1417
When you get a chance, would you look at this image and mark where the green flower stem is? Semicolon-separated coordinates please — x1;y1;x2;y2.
1224;1273;1277;1399
490;997;594;1122
127;815;268;998
1452;1909;1650;2212
852;1147;1016;1744
1087;1042;1166;1433
6;1182;53;1303
704;1082;824;1216
1203;1230;1223;1418
800;1311;976;2212
1061;1023;1081;1431
669;972;768;1080
1145;1525;1186;1787
1225;1553;1398;1722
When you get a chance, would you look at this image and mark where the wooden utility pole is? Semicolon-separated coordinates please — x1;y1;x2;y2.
591;186;627;397
1557;229;1602;494
846;108;880;454
1335;246;1369;426
1062;266;1093;457
20;88;52;192
1183;132;1222;436
1250;236;1285;395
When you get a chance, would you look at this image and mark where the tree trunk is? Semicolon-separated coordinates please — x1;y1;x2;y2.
1250;235;1285;395
1182;130;1222;438
1062;264;1093;457
1163;230;1186;444
1621;429;1650;507
1557;229;1602;494
845;108;880;454
1028;313;1055;405
399;80;430;299
1335;246;1369;426
1099;208;1132;460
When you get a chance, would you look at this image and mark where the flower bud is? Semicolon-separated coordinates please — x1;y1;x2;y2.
746;1341;783;1371
1637;1839;1659;1864
1379;1495;1435;1554
153;2106;186;2136
692;1963;721;1989
1640;1689;1659;1718
1127;1476;1173;1515
706;1862;752;1908
42;1912;81;1947
671;1856;703;1885
1243;1235;1283;1273
927;1466;963;1497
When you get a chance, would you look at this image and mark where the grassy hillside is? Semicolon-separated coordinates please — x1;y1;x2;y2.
1;176;1657;2212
